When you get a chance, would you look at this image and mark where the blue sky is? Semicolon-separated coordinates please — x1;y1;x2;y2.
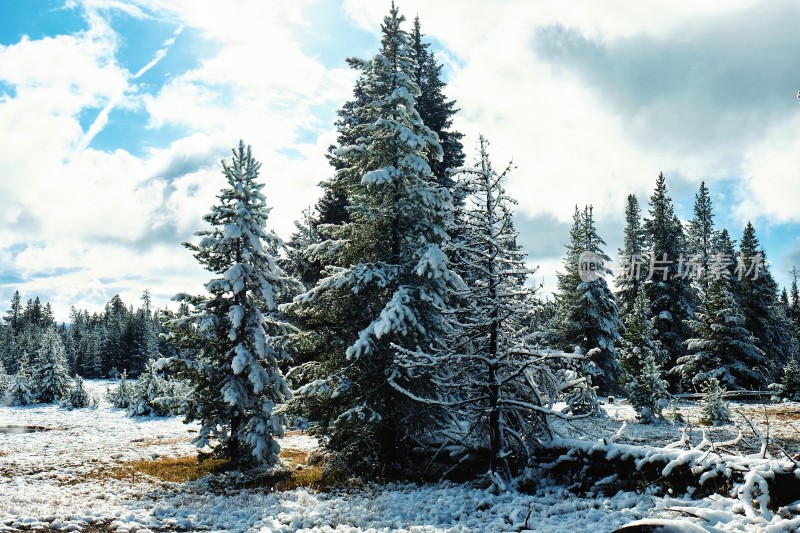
0;0;799;320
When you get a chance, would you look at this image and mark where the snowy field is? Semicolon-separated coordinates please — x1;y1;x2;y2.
2;381;800;532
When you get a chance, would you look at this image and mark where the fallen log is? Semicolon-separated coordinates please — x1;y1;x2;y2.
531;436;800;513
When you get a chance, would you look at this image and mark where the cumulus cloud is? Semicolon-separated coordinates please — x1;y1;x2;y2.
0;0;354;320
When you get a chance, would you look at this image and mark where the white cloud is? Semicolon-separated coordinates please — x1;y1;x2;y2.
738;114;800;224
0;0;356;320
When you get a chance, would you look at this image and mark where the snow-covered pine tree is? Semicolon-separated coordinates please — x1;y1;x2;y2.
619;288;669;419
555;206;623;394
4;290;23;333
309;13;464;242
699;378;731;425
712;229;738;283
615;194;646;317
31;327;71;403
676;270;766;390
168;141;300;466
62;376;96;409
107;370;135;408
285;5;461;476
777;357;800;401
128;359;170;416
6;361;32;406
282;207;323;289
686;181;716;296
737;222;791;382
0;359;10;395
642;173;694;382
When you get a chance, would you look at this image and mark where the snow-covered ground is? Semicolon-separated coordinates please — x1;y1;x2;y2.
1;381;799;532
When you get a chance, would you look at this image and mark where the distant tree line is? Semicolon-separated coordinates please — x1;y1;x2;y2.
0;290;180;379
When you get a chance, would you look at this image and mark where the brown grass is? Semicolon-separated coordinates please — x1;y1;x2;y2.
86;456;231;484
80;446;324;491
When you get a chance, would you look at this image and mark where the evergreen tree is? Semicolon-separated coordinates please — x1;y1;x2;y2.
311;13;464;245
6;361;32;406
737;222;790;380
686;181;715;294
286;5;460;475
168;141;300;466
31;327;71;403
699;378;731;425
676;273;766;390
128;360;171;417
711;229;738;285
409;15;465;188
555;206;623;394
282;206;323;288
107;370;135;409
0;359;10;395
619;288;669;418
615;194;646;317
777;357;800;401
62;376;96;409
4;291;22;332
642;173;694;382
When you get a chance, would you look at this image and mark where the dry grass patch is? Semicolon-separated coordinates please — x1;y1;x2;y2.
87;456;231;484
281;448;310;466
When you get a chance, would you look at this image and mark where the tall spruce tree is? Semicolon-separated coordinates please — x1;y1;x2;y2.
555;206;623;394
4;291;22;333
285;5;461;475
737;222;790;380
168;141;300;466
31;327;71;403
676;268;766;390
616;194;646;317
309;14;464;243
686;181;716;295
642;173;694;383
409;15;465;189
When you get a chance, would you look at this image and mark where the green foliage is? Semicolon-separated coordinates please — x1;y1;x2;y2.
61;376;98;409
642;173;693;373
6;363;32;406
778;358;800;402
128;361;189;417
677;275;766;390
615;194;645;317
699;378;731;425
555;205;622;394
31;327;71;404
619;289;669;419
285;5;460;477
107;370;135;409
168;141;299;466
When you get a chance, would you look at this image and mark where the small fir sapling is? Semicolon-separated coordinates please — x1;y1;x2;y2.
62;376;98;409
7;364;33;406
107;370;135;408
699;378;732;425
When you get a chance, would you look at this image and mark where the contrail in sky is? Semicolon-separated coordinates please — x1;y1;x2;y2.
77;24;185;152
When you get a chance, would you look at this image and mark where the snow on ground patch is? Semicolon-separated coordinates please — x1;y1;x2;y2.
2;381;799;532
